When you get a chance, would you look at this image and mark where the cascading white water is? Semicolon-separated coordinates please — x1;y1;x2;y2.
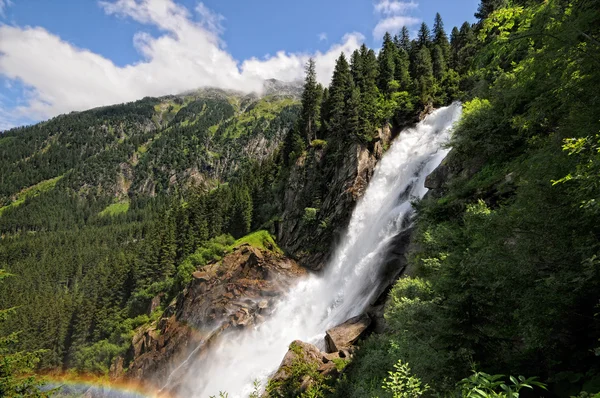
176;103;462;397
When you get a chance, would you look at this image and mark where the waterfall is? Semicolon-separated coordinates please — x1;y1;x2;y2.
174;103;462;397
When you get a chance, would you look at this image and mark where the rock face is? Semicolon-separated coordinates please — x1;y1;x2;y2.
265;340;347;397
122;244;306;390
324;314;372;353
279;126;392;270
267;314;372;397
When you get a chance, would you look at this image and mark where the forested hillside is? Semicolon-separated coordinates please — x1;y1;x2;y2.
0;85;302;377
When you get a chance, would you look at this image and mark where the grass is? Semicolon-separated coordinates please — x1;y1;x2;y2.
221;97;299;139
0;176;63;216
98;201;130;217
231;230;283;254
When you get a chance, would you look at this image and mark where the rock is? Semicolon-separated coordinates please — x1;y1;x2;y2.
267;340;344;397
108;356;124;380
192;271;211;281
147;293;163;315
325;314;372;353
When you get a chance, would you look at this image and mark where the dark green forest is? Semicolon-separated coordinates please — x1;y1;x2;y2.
1;0;600;396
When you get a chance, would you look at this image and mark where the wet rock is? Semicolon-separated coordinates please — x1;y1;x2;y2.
325;314;372;353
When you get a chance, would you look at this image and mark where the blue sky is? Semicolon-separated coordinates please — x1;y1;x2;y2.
0;0;478;130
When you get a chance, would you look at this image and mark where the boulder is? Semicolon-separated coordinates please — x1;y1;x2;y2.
266;340;347;397
325;313;372;353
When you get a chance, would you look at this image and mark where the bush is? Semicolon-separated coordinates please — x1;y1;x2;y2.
310;139;328;149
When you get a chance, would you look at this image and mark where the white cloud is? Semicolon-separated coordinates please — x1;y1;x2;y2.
374;0;417;16
372;0;420;39
373;15;420;38
318;32;327;42
0;0;362;127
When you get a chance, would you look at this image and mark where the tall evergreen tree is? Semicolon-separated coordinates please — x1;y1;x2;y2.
475;0;507;21
358;46;380;141
432;45;447;80
414;47;435;105
450;26;461;69
417;22;432;49
299;58;321;142
394;48;411;91
346;82;361;139
455;22;477;75
325;53;353;138
433;13;451;64
378;32;398;95
399;26;411;53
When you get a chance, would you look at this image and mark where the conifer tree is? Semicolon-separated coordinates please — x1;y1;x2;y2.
414;47;435;105
378;32;398;95
454;22;477;75
357;46;380;140
326;53;353;137
433;13;451;64
417;22;432;49
432;45;447;80
399;26;411;53
450;26;461;69
299;58;321;142
394;48;411;91
475;0;507;20
0;271;47;397
346;82;361;139
319;87;330;137
350;49;364;89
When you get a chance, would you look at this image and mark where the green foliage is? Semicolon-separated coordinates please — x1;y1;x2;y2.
98;201;130;217
232;230;281;254
303;208;318;223
382;360;430;398
310;139;327;149
0;271;49;397
458;371;546;397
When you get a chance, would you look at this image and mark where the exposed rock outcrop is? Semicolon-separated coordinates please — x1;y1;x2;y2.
324;314;372;353
279;126;392;270
122;244;306;390
265;340;345;397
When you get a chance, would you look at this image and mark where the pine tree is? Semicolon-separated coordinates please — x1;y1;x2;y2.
378;32;398;95
432;13;451;64
414;47;435;106
358;46;380;140
299;58;321;142
450;26;461;69
455;22;477;75
394;48;411;91
326;53;353;137
399;26;411;53
346;82;361;139
158;208;177;277
319;87;330;137
417;22;431;49
0;271;48;397
475;0;507;21
432;45;447;80
350;49;364;89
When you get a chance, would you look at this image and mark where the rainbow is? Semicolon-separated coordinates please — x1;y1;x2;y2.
37;374;172;398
